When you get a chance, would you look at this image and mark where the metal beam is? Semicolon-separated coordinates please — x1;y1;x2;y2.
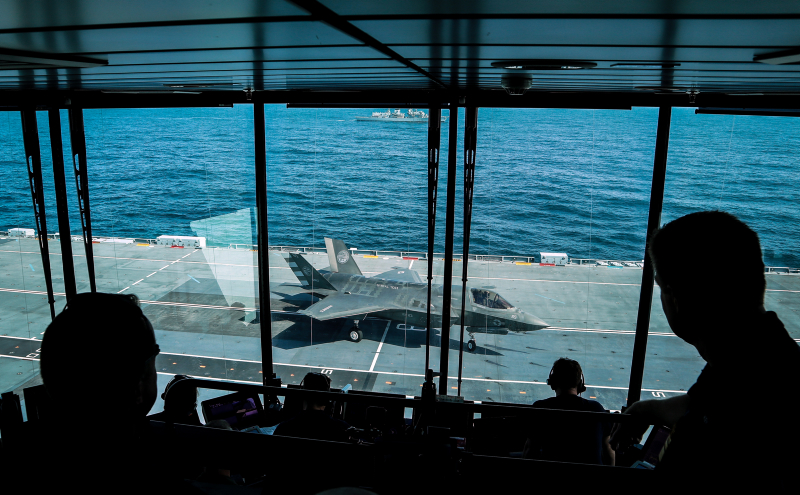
254;104;275;382
457;106;478;397
627;106;672;406
20;110;56;320
68;107;97;293
48;109;77;302
438;103;459;395
287;0;447;89
424;106;442;375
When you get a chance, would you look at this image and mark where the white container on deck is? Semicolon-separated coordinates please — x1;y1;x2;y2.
9;228;35;237
156;235;206;248
540;252;568;266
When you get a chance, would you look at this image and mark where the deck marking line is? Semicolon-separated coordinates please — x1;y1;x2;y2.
0;355;39;362
0;335;42;341
117;286;130;293
369;321;392;372
188;275;200;284
131;279;144;286
408;260;414;270
534;294;565;304
28;264;34;271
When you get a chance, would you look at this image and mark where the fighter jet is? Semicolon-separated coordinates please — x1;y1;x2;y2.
284;237;548;352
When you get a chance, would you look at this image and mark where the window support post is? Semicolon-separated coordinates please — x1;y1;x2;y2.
67;107;96;293
457;106;478;397
254;103;276;383
424;106;442;374
48;109;78;302
627;106;672;406
20;109;56;320
438;102;459;395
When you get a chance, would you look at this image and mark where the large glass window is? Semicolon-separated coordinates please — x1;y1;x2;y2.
460;108;659;410
264;105;445;396
0;112;47;405
82;106;261;414
642;109;800;395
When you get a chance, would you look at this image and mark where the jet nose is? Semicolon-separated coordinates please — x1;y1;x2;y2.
522;311;549;329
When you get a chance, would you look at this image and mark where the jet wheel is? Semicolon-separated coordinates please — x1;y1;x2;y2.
349;329;363;343
467;339;477;352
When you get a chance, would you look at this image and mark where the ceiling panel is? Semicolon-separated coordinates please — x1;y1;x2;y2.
1;2;800;93
0;0;307;31
321;0;800;16
353;18;800;47
108;47;392;66
396;46;795;64
0;21;357;54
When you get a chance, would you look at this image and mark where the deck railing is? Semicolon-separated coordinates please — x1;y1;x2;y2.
1;231;797;273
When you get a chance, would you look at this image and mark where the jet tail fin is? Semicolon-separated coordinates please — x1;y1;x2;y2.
324;237;362;275
285;253;337;291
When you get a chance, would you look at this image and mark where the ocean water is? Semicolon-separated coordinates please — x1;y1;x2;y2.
0;106;798;266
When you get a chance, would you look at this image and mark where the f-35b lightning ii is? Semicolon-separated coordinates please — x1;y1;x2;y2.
284;237;548;352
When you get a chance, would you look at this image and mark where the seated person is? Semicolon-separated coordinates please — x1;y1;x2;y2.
273;372;350;442
34;292;203;494
149;374;202;426
523;358;614;465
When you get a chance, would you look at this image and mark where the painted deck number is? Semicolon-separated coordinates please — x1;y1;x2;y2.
652;391;666;397
321;369;333;375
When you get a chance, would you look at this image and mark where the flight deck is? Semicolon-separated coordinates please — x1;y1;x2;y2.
2;236;798;416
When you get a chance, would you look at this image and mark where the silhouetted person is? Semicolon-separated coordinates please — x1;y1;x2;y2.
274;372;350;442
149;374;202;426
523;358;614;465
34;293;203;494
611;212;800;486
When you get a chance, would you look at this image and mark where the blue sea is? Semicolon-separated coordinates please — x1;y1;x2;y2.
1;106;798;266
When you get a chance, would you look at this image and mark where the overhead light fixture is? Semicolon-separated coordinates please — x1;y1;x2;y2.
754;48;800;65
501;76;533;95
611;63;680;68
492;60;596;70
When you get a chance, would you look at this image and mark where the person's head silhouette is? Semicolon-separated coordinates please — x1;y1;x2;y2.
547;357;585;396
41;292;160;424
649;211;765;353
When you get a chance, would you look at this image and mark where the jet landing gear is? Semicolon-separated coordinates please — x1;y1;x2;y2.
466;334;477;353
349;319;363;343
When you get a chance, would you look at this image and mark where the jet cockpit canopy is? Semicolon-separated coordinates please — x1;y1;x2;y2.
471;289;514;310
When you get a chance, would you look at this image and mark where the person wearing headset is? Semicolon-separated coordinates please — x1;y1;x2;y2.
149;374;202;426
523;357;614;465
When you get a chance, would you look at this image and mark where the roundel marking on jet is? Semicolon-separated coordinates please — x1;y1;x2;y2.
492;319;502;326
302;266;312;276
511;314;517;319
337;250;350;264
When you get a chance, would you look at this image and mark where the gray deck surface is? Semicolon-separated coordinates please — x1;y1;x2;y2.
2;237;798;416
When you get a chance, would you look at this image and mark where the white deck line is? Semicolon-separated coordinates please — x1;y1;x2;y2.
369;321;392;372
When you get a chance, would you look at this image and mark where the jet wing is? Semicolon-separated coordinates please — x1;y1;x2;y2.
298;293;390;320
374;269;422;283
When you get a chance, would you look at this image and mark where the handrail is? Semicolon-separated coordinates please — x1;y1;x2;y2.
164;377;647;424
